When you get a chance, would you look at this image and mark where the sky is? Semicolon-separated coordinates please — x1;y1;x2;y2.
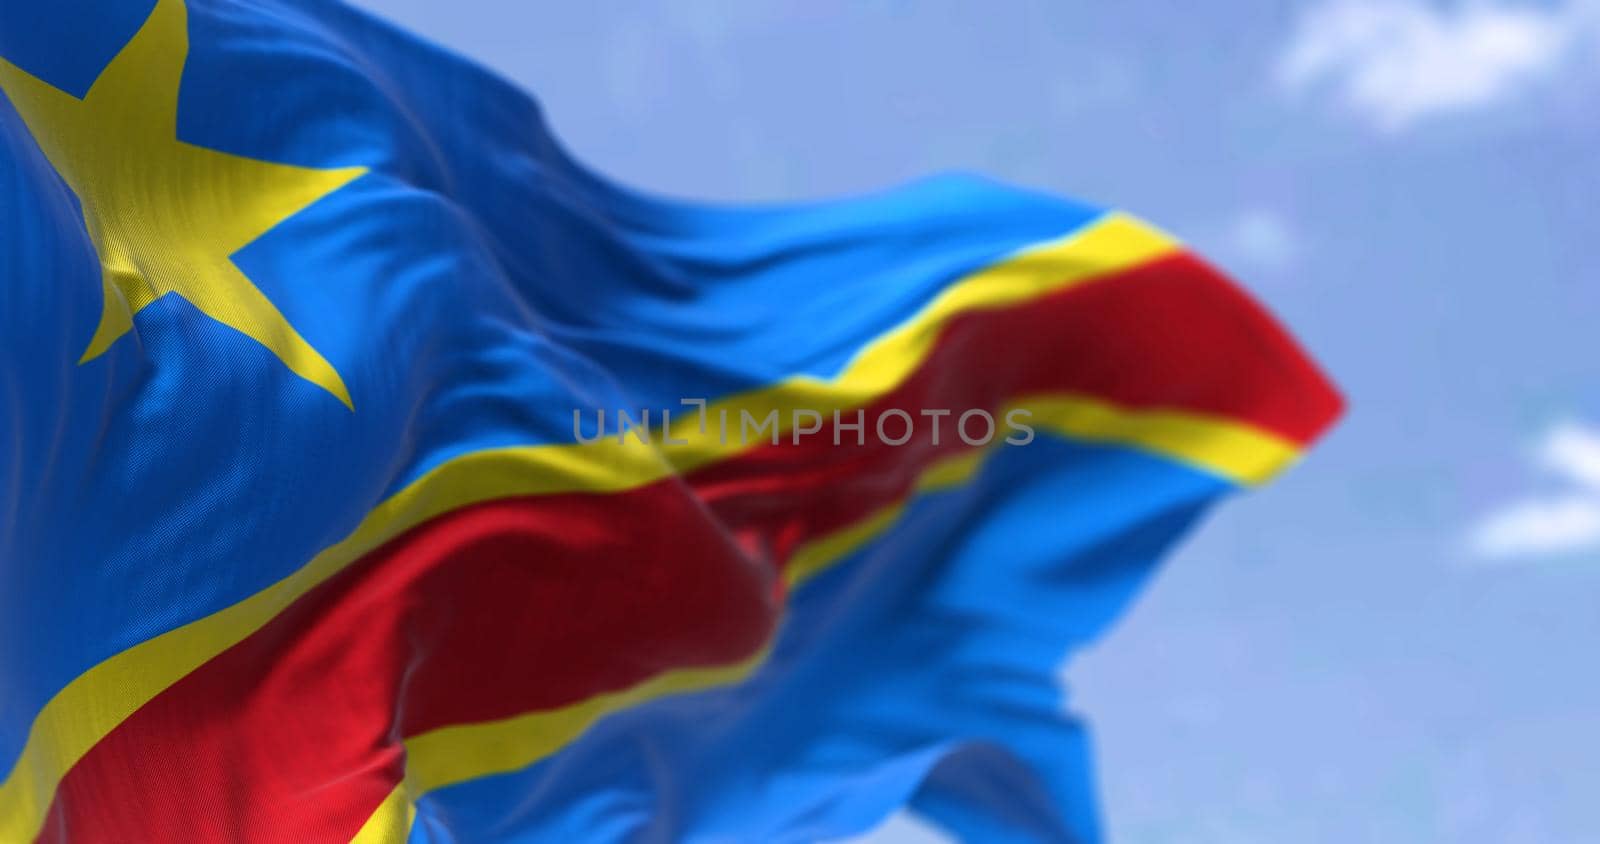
352;1;1600;840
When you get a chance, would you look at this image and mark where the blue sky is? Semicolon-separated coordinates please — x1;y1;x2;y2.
354;1;1600;840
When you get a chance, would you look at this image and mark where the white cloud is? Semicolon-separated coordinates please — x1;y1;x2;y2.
1277;0;1600;130
1222;209;1301;273
1470;494;1600;558
1185;209;1302;282
1468;421;1600;560
1536;420;1600;490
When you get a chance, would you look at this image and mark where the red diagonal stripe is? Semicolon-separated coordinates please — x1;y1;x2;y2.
41;252;1339;843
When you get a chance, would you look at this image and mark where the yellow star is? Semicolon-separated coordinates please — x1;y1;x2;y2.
0;0;365;407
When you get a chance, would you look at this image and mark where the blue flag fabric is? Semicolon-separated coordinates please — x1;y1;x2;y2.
0;1;1341;841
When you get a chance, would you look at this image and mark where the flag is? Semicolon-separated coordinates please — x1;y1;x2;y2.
0;1;1342;841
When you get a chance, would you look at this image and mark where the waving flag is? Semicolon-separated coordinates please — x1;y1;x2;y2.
0;1;1341;841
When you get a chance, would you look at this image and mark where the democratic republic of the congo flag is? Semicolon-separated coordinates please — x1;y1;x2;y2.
0;1;1342;841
